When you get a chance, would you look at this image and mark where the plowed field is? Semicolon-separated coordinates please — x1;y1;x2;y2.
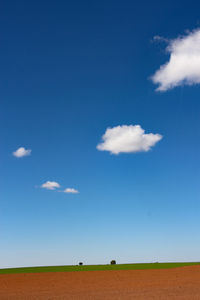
1;265;200;299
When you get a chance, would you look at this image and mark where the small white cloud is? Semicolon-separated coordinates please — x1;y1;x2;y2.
13;147;31;158
152;29;200;91
152;35;169;43
64;188;79;194
41;181;60;190
97;125;162;155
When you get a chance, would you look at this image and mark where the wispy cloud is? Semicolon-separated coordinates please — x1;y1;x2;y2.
97;125;162;154
152;35;169;43
64;188;79;194
40;182;79;194
13;147;31;158
152;29;200;91
41;181;60;190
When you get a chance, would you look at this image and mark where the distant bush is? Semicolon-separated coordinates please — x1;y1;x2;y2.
79;262;83;266
110;260;116;265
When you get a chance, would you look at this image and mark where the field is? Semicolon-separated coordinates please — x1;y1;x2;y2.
1;263;200;299
0;261;199;274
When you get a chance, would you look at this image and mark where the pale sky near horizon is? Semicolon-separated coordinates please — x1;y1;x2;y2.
1;0;200;268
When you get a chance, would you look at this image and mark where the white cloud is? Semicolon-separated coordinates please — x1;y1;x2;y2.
13;147;31;158
152;29;200;91
41;181;60;190
64;188;79;194
97;125;162;154
153;35;169;43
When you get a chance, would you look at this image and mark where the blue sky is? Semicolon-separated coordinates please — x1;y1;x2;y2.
1;0;200;268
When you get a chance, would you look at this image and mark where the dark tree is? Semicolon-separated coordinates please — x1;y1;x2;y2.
110;260;116;265
79;262;83;266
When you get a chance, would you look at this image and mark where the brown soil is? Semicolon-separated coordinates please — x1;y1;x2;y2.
1;265;200;299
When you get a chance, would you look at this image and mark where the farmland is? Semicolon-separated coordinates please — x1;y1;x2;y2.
1;264;200;299
0;261;200;274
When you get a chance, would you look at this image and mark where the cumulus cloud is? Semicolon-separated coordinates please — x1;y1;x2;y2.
64;188;79;194
152;29;200;91
41;181;60;190
97;125;162;154
13;147;31;158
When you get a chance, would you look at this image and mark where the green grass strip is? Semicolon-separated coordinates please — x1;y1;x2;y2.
0;262;200;274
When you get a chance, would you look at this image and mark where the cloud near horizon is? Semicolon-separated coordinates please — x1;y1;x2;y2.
152;29;200;91
41;181;60;190
13;147;31;158
97;125;162;154
64;188;79;194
